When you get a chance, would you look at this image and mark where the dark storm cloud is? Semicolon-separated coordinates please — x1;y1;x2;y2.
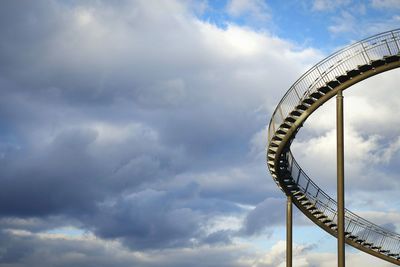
240;197;285;236
0;0;323;265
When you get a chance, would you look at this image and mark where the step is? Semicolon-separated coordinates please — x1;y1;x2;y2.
297;194;307;201
310;91;324;99
346;69;361;77
284;180;297;186
336;74;350;83
293;191;303;196
272;135;283;142
327;80;340;89
358;63;373;72
306;204;317;211
269;142;279;148
317;85;331;94
303;98;315;105
285;116;297;123
315;214;327;219
276;128;287;135
372;246;382;250
384;54;400;63
290;109;303;117
280;122;292;129
371;58;385;68
327;222;337;228
312;210;323;215
301;200;312;206
320;218;331;223
388;253;399;257
380;249;390;254
348;235;357;240
296;104;308;111
355;238;364;244
363;242;372;247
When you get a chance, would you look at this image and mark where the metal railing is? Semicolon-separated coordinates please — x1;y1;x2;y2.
286;151;400;255
268;29;400;141
268;28;400;258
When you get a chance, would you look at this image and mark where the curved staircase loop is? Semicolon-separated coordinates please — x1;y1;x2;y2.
266;29;400;265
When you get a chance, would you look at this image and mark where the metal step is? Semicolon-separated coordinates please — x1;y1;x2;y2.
292;191;303;196
301;200;312;206
317;85;331;94
269;142;279;148
290;109;302;117
310;91;324;99
315;213;327;219
285;116;297;123
320;218;331;223
384;54;400;63
327;222;337;228
276;128;287;135
336;74;350;83
327;80;340;89
297;194;307;201
371;58;385;68
303;98;315;105
358;63;373;72
346;69;361;77
296;104;308;111
280;122;292;129
312;210;323;215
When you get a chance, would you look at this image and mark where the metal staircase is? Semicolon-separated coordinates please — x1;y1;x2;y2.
267;29;400;265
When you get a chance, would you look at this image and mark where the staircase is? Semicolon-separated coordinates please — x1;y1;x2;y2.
267;29;400;265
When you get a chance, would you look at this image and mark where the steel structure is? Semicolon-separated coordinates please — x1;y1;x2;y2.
267;29;400;266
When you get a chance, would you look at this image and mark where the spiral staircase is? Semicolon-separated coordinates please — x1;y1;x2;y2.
267;29;400;265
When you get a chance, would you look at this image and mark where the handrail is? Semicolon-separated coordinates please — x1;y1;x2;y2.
287;151;400;252
268;29;400;142
267;28;400;262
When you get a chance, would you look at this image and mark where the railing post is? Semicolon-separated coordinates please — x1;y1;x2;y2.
337;89;345;267
287;195;293;267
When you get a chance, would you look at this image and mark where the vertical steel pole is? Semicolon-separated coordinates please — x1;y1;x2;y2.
287;195;293;267
337;90;345;267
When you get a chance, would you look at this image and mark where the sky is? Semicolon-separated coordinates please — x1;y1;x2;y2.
1;0;400;266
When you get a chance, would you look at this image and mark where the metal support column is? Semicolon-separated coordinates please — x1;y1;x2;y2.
337;90;345;267
287;195;292;267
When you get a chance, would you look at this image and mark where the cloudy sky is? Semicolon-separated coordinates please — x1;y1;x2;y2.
1;0;400;266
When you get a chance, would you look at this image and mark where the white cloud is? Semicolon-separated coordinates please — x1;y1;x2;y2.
226;0;270;22
371;0;400;9
328;11;356;34
312;0;351;11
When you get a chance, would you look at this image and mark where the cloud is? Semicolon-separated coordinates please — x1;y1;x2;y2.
371;0;400;9
312;0;351;11
240;197;285;236
226;0;270;22
328;11;356;34
5;0;400;266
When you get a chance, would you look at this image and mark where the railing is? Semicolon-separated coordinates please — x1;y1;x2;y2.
267;28;400;260
268;29;400;142
286;151;400;255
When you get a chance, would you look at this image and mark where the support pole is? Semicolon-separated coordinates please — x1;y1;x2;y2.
337;90;345;267
287;195;292;267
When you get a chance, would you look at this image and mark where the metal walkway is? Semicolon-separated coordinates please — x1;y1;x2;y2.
267;29;400;265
